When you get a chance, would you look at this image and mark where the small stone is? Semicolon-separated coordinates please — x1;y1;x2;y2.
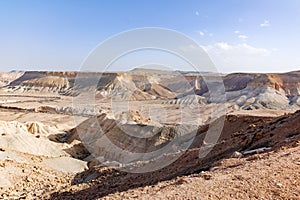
231;151;243;158
201;173;212;180
209;167;219;172
0;162;6;167
26;177;33;182
276;183;283;188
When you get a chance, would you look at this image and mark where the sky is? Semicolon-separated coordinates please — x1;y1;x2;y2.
0;0;300;73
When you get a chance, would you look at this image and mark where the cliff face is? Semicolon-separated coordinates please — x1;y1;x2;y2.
220;71;300;110
1;69;300;110
0;72;24;87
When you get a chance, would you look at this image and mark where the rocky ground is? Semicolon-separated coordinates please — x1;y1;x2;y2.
1;133;299;199
103;142;300;200
48;110;300;199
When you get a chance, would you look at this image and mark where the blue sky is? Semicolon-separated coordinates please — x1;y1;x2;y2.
0;0;300;73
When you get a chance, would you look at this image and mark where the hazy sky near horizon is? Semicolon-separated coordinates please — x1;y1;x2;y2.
0;0;300;73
